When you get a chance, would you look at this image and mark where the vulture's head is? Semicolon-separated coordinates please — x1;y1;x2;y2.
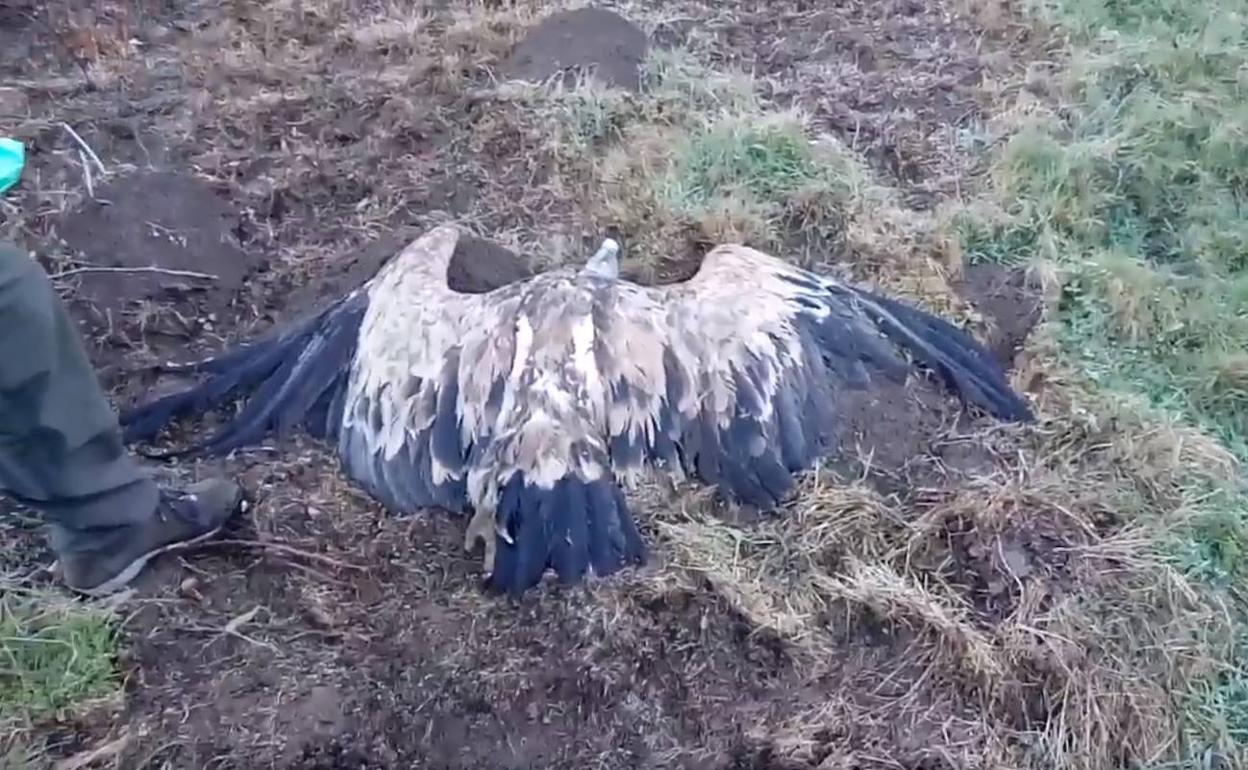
581;237;621;279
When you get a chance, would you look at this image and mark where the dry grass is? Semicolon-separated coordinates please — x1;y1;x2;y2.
941;0;1248;756
646;396;1239;767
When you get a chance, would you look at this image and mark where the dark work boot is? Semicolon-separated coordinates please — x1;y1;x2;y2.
57;478;243;596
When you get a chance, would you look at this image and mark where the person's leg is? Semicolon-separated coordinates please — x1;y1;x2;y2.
0;242;240;594
0;243;162;529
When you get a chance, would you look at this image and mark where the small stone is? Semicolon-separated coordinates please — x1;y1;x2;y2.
304;605;336;629
0;87;30;116
179;576;204;601
1000;543;1034;579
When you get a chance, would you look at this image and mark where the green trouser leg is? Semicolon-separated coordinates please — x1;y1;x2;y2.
0;242;159;557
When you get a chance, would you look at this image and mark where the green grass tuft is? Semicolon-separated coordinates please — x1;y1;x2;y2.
655;111;849;246
0;589;122;727
663;116;820;208
541;49;865;275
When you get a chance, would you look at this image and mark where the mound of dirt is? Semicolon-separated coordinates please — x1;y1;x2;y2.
449;234;534;293
51;168;258;376
46;170;261;396
501;7;649;92
56;170;256;317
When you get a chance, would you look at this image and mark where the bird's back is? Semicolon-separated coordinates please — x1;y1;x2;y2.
115;225;1031;597
461;268;647;590
466;268;613;497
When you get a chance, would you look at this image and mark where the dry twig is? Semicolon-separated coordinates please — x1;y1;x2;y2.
50;265;220;281
78;149;94;198
62;122;107;176
198;539;369;573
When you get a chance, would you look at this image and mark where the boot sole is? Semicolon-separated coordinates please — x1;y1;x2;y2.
68;525;226;597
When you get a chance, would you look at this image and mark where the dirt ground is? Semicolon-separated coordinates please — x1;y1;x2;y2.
0;1;1103;768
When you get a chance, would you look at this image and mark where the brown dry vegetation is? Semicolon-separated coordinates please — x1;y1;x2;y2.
0;1;1243;769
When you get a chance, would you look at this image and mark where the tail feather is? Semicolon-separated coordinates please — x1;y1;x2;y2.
118;291;369;456
853;288;1034;422
486;471;647;596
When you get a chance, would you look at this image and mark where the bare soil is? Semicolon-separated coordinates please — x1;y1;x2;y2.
53;171;259;379
0;2;1072;769
956;263;1044;368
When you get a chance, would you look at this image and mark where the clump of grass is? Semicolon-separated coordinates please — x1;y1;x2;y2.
482;46;850;275
654;110;844;247
0;587;122;729
516;72;636;156
528;45;760;155
638;46;763;118
664;113;821;207
656;477;899;648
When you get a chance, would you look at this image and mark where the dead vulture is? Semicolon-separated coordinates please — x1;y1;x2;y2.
119;224;1033;595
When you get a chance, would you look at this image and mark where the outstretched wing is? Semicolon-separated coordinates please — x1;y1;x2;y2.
334;226;526;515
593;243;1032;508
119;225;526;516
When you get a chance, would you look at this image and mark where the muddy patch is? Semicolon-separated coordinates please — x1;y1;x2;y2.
502;7;649;92
957;263;1042;369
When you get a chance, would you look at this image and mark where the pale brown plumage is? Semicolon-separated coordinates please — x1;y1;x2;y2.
120;224;1032;595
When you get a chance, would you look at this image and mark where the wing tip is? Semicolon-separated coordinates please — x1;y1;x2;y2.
843;287;1036;425
118;290;367;456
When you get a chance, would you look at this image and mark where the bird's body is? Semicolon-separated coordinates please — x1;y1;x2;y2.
120;225;1033;594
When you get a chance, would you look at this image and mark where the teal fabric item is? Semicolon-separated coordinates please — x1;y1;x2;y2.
0;138;24;194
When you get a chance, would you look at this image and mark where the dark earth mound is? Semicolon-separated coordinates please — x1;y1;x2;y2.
956;263;1043;369
39;170;259;396
501;7;649;92
450;233;534;293
57;170;256;318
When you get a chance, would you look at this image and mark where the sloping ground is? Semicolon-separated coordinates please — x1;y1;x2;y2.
0;1;1242;769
